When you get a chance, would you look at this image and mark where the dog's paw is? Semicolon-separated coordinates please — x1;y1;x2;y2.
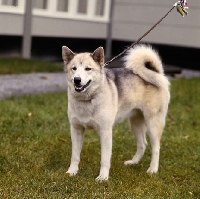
66;171;78;177
124;159;138;165
95;174;108;181
95;167;109;181
146;166;158;174
66;167;78;177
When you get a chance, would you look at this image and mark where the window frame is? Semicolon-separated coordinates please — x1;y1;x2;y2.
0;0;25;13
0;0;110;22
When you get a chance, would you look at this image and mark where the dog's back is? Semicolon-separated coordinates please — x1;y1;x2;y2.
104;45;170;118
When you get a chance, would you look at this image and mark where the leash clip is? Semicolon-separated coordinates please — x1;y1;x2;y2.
174;0;189;17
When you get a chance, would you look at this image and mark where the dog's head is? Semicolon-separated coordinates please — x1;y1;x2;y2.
62;46;105;98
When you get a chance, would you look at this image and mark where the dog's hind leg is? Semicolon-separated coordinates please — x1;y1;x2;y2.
66;125;85;177
124;113;147;166
145;114;165;174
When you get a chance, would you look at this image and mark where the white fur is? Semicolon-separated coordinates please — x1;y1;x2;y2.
124;45;170;90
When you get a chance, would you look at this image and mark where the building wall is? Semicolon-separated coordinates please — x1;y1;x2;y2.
0;0;199;48
0;13;107;38
113;0;200;48
31;17;107;38
0;12;23;35
0;0;109;38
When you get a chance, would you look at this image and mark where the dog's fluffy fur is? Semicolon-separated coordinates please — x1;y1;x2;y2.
62;45;170;181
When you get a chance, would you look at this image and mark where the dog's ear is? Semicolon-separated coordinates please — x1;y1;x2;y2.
91;47;104;67
62;46;75;64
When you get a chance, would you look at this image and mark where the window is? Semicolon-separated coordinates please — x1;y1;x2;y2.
33;0;47;10
77;0;87;14
95;0;105;16
57;0;69;12
0;0;110;22
0;0;24;13
2;0;18;6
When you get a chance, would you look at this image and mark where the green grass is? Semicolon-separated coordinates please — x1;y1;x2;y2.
0;57;63;74
0;78;200;198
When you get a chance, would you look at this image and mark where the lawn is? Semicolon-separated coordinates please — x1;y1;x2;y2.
0;57;63;74
0;77;200;198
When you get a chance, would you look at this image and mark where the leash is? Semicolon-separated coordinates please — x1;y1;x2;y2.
104;0;189;67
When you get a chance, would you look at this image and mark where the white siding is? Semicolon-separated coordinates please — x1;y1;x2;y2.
31;16;107;38
0;0;199;48
0;13;23;35
113;0;200;48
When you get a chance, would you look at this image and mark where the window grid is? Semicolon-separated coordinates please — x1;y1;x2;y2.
57;0;69;12
33;0;48;10
2;0;18;6
77;0;87;14
0;0;110;22
0;0;25;13
96;0;105;16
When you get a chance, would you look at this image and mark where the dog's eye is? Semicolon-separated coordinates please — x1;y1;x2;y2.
85;67;91;71
72;66;77;71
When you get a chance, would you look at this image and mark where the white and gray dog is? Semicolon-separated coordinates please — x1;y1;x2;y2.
62;45;170;180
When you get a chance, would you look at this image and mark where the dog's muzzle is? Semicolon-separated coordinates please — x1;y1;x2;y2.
74;77;91;92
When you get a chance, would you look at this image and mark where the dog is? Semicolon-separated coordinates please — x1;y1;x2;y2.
62;45;170;181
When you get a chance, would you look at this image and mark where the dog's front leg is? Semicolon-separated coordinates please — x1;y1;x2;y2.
66;125;85;177
96;128;112;181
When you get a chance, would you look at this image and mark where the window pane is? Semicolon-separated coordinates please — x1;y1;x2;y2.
2;0;18;6
57;0;69;12
33;0;47;9
77;0;87;14
95;0;105;16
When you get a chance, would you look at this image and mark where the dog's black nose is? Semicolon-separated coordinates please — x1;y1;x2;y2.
74;77;81;85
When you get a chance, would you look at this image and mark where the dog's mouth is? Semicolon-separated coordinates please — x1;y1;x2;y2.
74;80;91;92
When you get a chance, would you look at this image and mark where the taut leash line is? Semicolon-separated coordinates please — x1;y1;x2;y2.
104;0;189;67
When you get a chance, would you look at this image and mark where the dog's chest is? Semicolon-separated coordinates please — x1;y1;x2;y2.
69;100;100;129
71;117;98;129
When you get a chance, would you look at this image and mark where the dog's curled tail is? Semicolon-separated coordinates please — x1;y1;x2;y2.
124;45;170;89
